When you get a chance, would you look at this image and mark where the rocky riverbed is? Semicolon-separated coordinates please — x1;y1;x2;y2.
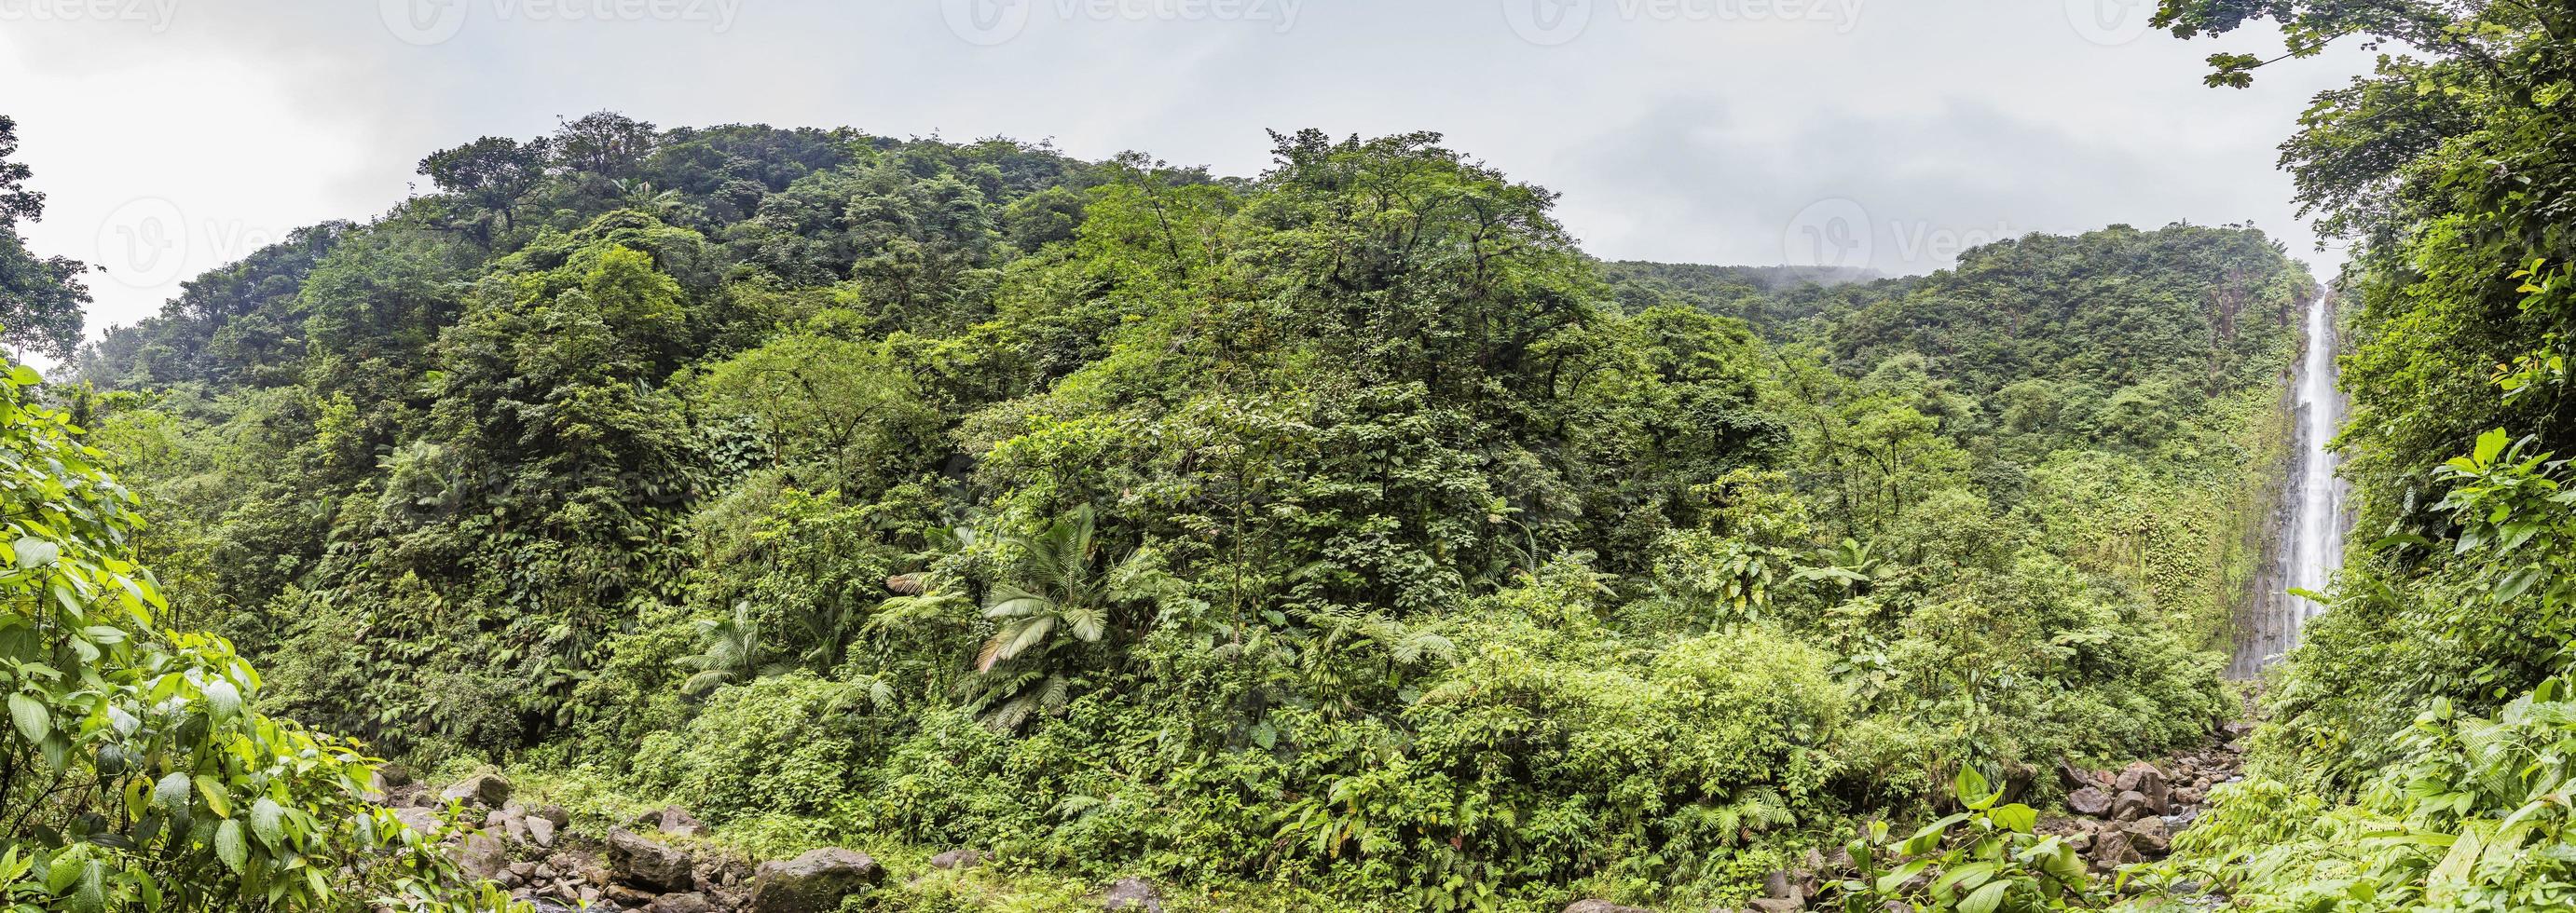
1557;722;2252;913
386;723;2247;913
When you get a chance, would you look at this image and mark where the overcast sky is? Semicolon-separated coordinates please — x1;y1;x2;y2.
1;0;2374;339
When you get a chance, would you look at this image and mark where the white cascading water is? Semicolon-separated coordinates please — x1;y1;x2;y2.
2229;292;2348;678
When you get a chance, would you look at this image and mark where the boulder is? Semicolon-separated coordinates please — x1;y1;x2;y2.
454;831;510;882
528;815;558;848
2090;830;2140;869
2110;790;2153;822
1749;900;1806;913
392;806;445;836
648;893;713;913
1561;903;1651;913
549;850;608;887
748;848;885;913
1101;878;1162;912
2066;786;2112;817
633;806;706;838
441;772;514;809
2115;763;2170;814
604;884;658;907
1763;869;1797;899
2119;818;2171;855
607;829;695;892
930;848;981;870
385;782;432;808
366;763;416;801
2054;759;2097;791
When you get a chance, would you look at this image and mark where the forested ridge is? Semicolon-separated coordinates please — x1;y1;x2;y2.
34;115;2310;911
0;0;2568;907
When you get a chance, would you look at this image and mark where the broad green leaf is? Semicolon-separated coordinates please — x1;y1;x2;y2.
1989;803;2038;835
12;538;57;570
214;820;248;874
251;797;286;847
194;776;231;819
201;680;241;722
1934;861;1998;893
152;771;191;814
7;693;46;743
1876;857;1934;893
1958;879;2010;913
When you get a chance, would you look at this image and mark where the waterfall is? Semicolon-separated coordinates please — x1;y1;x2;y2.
2229;291;2347;678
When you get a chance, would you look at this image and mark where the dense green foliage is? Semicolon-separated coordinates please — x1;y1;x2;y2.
0;116;89;360
2144;2;2576;909
0;356;493;912
67;113;2313;909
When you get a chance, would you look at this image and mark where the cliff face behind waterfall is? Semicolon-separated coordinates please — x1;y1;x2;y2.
2231;291;2348;678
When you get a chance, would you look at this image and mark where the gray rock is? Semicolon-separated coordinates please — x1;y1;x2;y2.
391;806;444;836
2120;817;2171;855
748;848;885;913
633;806;706;838
385;782;432;809
2067;786;2112;816
648;893;713;913
2090;830;2140;869
930;848;981;870
605;884;658;907
2115;762;2170;814
1749;900;1805;913
1101;878;1162;912
528;816;558;848
2055;759;2096;791
441;772;514;809
2111;790;2153;821
607;829;695;893
453;831;510;881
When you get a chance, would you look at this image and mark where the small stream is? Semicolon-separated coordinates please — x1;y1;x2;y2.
2228;291;2347;679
